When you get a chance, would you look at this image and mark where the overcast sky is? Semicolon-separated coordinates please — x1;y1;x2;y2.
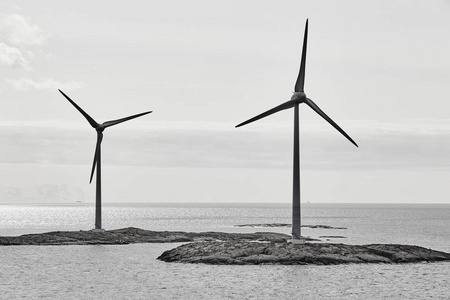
1;0;449;204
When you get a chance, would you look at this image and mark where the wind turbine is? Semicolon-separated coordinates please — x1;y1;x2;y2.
235;19;358;242
59;89;152;230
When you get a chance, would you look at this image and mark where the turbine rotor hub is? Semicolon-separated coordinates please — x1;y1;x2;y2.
96;125;105;132
291;92;307;104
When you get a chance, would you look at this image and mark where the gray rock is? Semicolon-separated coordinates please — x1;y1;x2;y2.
0;227;290;246
157;241;450;265
235;223;346;229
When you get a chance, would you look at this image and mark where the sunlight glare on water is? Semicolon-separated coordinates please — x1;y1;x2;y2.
1;203;449;299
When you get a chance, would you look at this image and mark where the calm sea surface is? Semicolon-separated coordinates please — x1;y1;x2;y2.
1;203;449;299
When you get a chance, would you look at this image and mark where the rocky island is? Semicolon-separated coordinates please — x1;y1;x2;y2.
2;227;449;265
0;227;290;246
158;241;450;265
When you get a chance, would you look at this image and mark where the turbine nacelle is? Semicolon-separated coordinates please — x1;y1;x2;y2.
291;92;307;104
235;19;358;241
59;89;152;184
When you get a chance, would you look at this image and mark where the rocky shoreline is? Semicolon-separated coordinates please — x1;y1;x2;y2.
0;227;290;246
158;241;450;265
2;227;449;265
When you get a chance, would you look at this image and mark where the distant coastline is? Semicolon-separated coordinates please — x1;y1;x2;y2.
1;202;450;206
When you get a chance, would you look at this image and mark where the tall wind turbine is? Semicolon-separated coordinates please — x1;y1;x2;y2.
235;20;358;242
59;89;152;230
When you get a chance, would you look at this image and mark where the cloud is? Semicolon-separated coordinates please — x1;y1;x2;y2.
1;119;449;172
4;77;85;91
0;14;47;46
0;14;47;71
127;119;450;171
0;14;83;91
0;42;30;70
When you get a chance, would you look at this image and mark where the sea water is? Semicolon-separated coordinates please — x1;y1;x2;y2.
1;203;449;299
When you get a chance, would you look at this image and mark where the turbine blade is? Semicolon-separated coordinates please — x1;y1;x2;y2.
235;100;295;128
294;19;308;93
305;98;358;147
59;90;99;129
103;111;152;128
89;133;103;184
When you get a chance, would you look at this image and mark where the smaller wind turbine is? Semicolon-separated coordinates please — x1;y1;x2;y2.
59;89;152;230
235;19;358;242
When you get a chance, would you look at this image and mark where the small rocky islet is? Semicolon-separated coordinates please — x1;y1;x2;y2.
234;223;347;229
0;227;289;246
1;226;449;265
158;241;450;265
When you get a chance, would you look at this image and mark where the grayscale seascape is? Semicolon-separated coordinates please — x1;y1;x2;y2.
1;1;450;299
1;203;449;299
